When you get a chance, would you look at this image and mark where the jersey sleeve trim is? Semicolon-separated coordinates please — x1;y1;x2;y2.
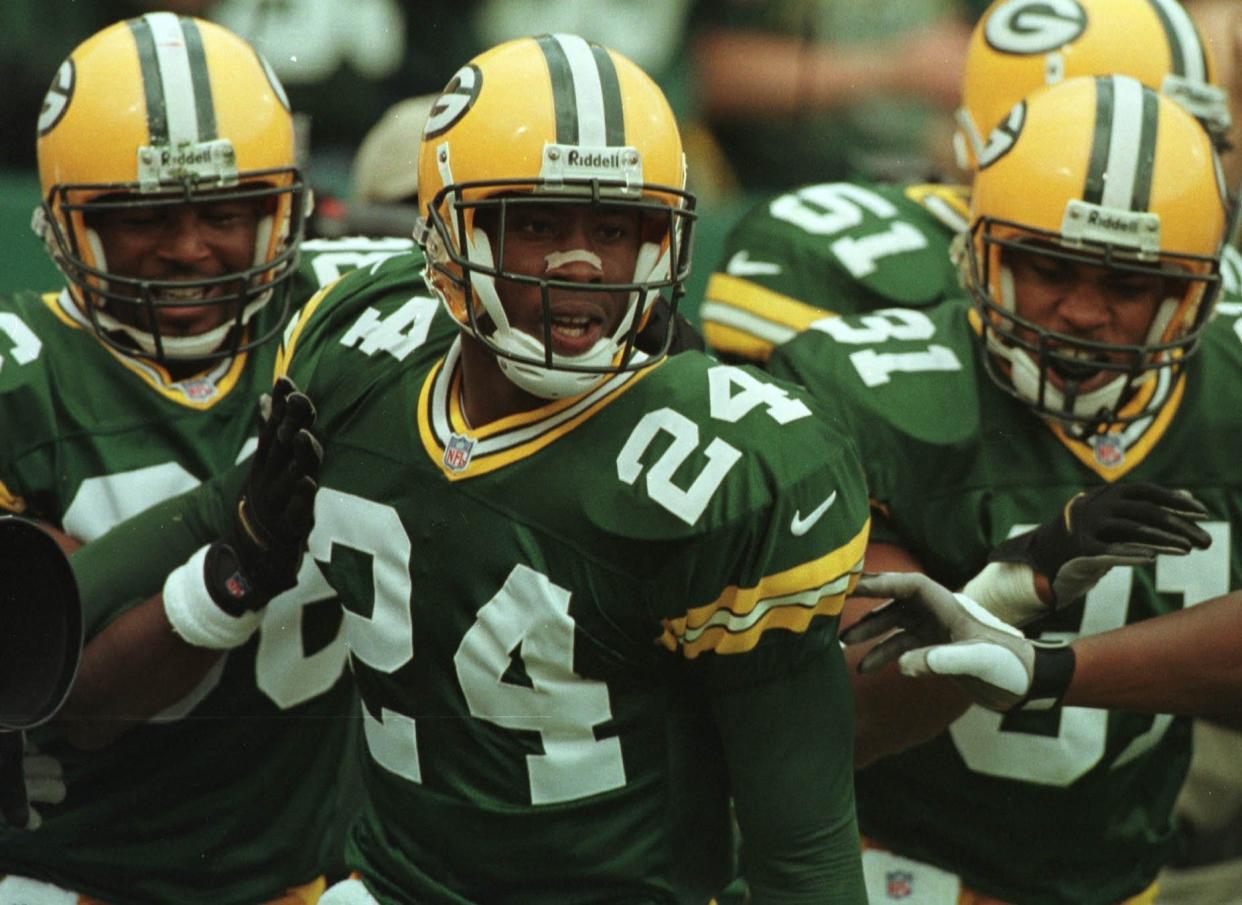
0;478;26;514
660;517;869;658
700;273;835;361
903;182;970;233
40;291;85;330
273;277;343;381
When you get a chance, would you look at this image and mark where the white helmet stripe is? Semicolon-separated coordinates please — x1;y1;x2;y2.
551;34;608;147
1086;76;1157;213
148;13;202;145
1148;0;1208;82
131;12;215;146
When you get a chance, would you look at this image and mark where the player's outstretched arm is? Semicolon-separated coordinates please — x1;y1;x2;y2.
58;379;322;749
963;483;1212;626
844;572;1242;727
161;376;321;636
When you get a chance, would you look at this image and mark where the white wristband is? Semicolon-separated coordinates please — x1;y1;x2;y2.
960;561;1044;627
162;543;262;650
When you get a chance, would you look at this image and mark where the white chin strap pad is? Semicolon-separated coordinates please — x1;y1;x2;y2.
90;290;270;361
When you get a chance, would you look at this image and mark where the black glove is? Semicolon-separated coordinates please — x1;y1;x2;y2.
635;297;704;355
205;377;322;616
842;572;1077;713
990;483;1212;611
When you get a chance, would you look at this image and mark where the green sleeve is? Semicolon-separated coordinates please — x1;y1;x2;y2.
69;463;244;638
711;646;866;904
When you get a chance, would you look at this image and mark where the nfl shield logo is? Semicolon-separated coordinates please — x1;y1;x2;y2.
181;378;217;402
885;870;913;899
443;432;475;472
1091;432;1125;468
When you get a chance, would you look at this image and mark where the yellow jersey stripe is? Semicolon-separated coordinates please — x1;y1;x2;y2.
703;273;834;332
661;517;869;658
701;320;777;363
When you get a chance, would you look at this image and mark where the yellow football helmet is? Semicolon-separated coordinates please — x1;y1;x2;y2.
35;12;307;363
416;33;696;400
962;75;1228;429
956;0;1232;171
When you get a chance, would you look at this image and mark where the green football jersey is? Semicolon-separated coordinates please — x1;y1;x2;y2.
700;178;1242;367
767;298;1242;905
700;180;969;363
269;254;872;903
0;237;412;903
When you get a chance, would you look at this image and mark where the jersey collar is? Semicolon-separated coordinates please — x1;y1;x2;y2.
417;337;660;480
46;289;251;409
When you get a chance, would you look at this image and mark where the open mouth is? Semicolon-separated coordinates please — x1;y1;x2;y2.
542;292;621;355
1044;346;1127;392
549;311;606;354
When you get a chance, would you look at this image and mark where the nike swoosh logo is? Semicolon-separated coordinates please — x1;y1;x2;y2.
790;491;837;536
726;250;782;277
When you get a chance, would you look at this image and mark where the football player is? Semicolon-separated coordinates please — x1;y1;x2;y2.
112;33;872;903
699;0;1239;364
766;75;1241;904
0;12;411;903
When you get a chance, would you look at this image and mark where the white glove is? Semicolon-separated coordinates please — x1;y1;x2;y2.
842;572;1076;712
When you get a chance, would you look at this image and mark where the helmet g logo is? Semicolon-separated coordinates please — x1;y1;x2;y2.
424;64;482;139
977;101;1027;169
38;60;74;136
985;0;1087;55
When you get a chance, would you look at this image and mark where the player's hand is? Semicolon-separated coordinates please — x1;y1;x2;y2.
842;572;1076;712
205;377;322;615
990;484;1211;611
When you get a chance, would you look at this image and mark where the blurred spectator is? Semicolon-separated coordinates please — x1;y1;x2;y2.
690;0;991;192
314;1;706;239
1189;1;1242;186
311;94;433;238
473;0;694;82
1162;13;1242;904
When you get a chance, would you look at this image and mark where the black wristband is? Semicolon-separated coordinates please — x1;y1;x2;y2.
1011;642;1077;712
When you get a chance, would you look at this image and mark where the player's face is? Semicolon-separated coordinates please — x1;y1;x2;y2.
483;201;643;356
1006;247;1168;393
88;197;263;339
